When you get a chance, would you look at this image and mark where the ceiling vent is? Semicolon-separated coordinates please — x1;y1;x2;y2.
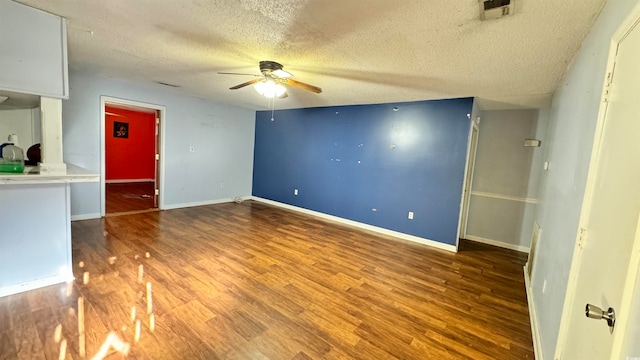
480;0;514;20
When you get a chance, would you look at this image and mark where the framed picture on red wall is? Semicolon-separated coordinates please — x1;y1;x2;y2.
114;121;129;138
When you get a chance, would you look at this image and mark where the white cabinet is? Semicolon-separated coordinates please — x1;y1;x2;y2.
0;183;73;297
0;0;69;99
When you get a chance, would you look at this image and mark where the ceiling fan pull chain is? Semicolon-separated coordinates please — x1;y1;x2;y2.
271;97;275;121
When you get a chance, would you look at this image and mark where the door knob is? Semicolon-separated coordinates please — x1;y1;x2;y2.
585;304;615;331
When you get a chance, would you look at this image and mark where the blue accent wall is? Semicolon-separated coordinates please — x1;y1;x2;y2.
252;98;473;245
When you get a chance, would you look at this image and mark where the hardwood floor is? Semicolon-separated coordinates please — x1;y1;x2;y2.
0;201;534;359
106;182;155;214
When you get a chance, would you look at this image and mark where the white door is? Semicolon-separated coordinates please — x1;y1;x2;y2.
558;8;640;360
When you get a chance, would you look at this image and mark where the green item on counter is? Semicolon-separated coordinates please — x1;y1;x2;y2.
0;162;24;173
0;142;25;173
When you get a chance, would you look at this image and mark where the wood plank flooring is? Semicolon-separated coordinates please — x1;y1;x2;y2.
0;201;534;359
106;182;155;214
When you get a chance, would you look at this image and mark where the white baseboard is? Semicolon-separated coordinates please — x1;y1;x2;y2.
106;179;155;184
163;196;251;210
70;197;253;218
0;273;74;298
464;235;530;253
251;197;457;253
524;265;543;360
71;213;101;221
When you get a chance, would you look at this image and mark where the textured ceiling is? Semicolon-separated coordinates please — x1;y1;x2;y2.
16;0;606;111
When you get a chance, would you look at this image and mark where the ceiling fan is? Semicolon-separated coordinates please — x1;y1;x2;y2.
219;61;322;98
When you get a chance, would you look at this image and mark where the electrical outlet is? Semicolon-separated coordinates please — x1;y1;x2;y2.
189;146;195;153
294;189;298;196
220;183;224;188
408;211;414;220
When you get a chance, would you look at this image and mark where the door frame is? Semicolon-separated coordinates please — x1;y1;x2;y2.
100;96;166;216
456;120;480;250
555;4;640;358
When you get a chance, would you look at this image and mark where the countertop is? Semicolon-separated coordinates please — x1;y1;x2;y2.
0;164;99;184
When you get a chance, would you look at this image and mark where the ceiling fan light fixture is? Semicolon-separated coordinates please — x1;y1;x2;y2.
274;84;287;97
254;81;266;95
254;80;287;98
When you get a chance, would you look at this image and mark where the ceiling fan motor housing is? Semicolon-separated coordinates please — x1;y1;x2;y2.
259;61;284;75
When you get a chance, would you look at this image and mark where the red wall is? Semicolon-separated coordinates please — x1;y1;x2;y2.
105;106;156;181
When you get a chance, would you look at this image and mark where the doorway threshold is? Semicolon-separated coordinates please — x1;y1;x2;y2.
105;208;159;217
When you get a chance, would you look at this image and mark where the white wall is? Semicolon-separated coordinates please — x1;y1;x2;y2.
0;108;40;150
530;0;639;358
474;110;540;197
63;71;256;217
465;109;546;251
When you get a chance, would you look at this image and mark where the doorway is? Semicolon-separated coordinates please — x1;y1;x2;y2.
100;97;165;216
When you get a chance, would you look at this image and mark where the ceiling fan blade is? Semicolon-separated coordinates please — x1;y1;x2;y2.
218;72;262;77
284;79;322;93
273;69;292;78
230;78;263;90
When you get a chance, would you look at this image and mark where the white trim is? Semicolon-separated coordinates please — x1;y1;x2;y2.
464;235;530;253
556;6;640;357
71;213;101;221
64;184;72;289
527;221;541;278
60;18;69;99
100;97;166;216
162;197;250;210
40;97;65;169
252;197;457;253
458;120;479;248
158;110;166;211
105;179;155;184
471;191;539;204
524;265;544;360
0;273;73;298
